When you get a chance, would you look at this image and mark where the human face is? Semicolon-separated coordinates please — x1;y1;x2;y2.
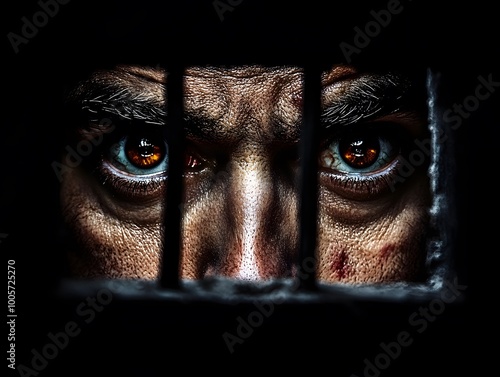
58;63;431;284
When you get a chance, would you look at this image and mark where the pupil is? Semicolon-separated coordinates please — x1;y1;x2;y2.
138;139;154;157
340;137;379;168
126;136;164;168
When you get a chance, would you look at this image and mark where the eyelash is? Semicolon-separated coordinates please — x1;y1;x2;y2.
318;123;411;200
96;160;167;200
321;159;402;200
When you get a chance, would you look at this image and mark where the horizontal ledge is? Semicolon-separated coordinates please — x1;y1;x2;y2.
52;276;466;306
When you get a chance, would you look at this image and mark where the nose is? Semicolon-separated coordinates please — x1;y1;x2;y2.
181;149;299;281
225;158;298;280
231;165;270;280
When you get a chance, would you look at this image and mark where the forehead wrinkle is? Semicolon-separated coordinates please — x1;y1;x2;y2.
184;68;302;143
273;73;303;141
185;65;302;79
228;73;303;143
183;74;229;126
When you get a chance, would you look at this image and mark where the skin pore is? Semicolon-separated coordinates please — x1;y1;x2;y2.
58;63;432;284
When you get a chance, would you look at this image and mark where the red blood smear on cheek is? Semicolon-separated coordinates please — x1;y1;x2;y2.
331;248;351;280
379;243;396;259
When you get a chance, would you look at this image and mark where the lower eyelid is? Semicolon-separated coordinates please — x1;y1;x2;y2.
96;160;167;201
319;158;401;201
103;160;167;180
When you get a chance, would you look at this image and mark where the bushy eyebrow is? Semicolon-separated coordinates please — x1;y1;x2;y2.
320;72;423;128
70;84;166;127
66;68;424;136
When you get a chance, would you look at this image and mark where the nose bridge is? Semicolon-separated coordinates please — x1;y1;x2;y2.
229;155;273;280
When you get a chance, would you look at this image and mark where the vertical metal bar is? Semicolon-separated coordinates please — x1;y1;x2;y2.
296;64;321;290
160;64;185;289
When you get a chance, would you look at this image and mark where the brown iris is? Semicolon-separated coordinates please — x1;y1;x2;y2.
126;137;165;169
339;136;380;168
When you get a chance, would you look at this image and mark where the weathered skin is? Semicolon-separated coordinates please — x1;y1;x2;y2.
59;64;431;284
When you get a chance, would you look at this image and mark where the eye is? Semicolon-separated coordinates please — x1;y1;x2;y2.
320;132;396;174
109;133;169;176
96;128;207;200
319;124;413;200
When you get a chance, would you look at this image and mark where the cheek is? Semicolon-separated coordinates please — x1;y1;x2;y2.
60;170;162;279
317;225;427;284
317;188;430;284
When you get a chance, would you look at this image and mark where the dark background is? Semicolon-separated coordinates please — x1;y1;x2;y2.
1;0;496;375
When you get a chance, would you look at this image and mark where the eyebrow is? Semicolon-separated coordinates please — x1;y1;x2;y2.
68;82;223;141
320;72;424;129
67;69;424;136
72;85;167;127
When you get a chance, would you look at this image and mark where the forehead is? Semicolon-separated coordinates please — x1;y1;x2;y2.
83;64;360;99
